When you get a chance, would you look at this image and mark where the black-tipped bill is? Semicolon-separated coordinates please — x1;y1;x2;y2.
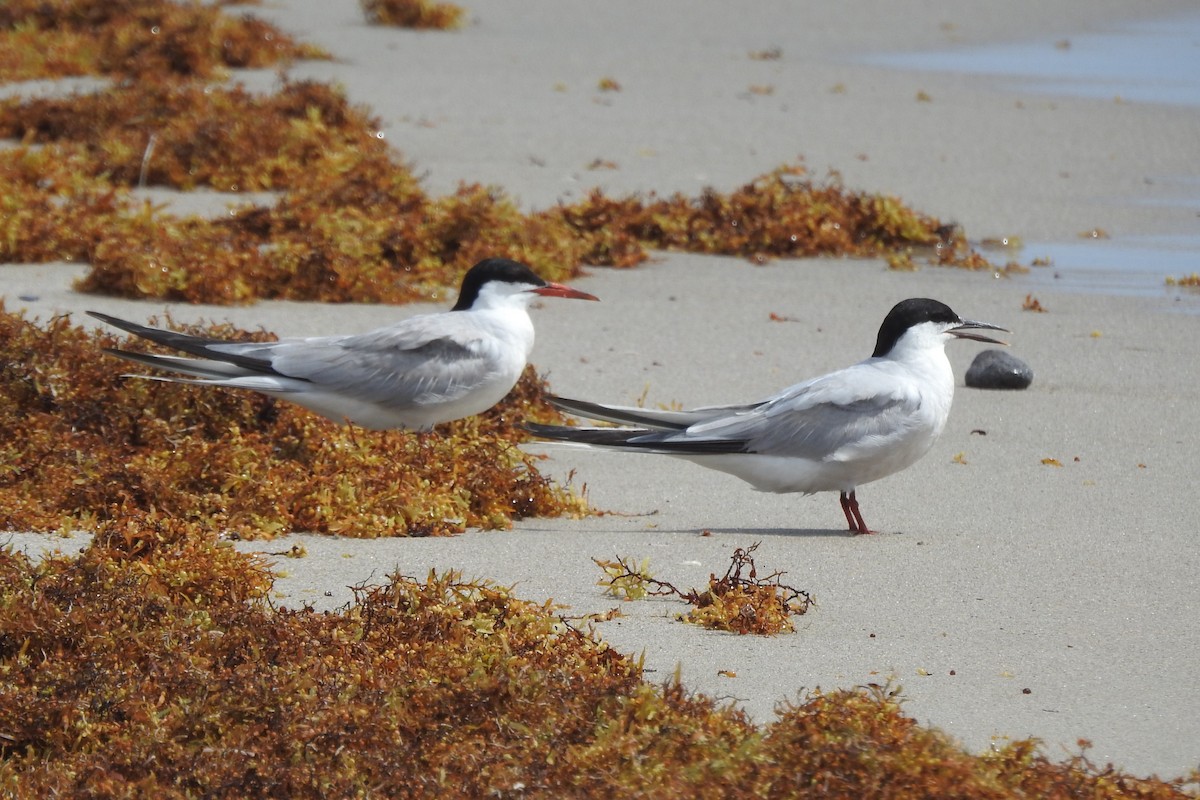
950;319;1009;346
530;282;599;302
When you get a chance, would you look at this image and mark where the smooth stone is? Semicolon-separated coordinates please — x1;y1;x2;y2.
965;349;1033;390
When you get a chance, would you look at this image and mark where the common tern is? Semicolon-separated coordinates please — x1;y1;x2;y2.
526;298;1008;534
89;258;598;430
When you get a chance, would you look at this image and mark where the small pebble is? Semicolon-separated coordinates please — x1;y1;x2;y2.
965;349;1033;390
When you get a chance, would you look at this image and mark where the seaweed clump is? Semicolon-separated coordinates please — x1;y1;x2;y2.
0;539;1195;798
0;76;591;304
555;164;986;270
0;0;325;83
0;80;384;192
1166;273;1200;288
595;542;812;635
0;305;584;538
360;0;466;29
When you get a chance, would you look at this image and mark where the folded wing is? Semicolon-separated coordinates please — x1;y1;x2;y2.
535;361;922;464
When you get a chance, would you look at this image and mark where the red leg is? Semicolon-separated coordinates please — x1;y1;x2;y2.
840;490;874;535
839;491;857;532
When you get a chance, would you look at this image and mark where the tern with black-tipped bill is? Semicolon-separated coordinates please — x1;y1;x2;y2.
90;258;597;430
526;298;1008;534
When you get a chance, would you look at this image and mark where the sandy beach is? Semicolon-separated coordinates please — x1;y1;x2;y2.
5;0;1200;780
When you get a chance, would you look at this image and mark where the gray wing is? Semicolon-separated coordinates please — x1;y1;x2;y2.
663;364;923;461
90;309;500;409
261;321;496;408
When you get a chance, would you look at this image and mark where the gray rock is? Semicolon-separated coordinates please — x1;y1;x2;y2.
965;349;1033;390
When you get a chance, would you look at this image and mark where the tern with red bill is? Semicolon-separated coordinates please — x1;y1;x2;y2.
90;258;598;431
526;298;1008;534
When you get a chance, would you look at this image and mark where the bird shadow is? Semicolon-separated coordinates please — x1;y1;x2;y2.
514;521;874;539
677;526;853;539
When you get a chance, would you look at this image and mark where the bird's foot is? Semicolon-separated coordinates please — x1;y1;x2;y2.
839;490;875;535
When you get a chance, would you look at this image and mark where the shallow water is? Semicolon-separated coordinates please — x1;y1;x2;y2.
866;11;1200;301
1007;235;1200;305
863;11;1200;107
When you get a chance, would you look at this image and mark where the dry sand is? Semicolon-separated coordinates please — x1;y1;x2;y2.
5;0;1200;780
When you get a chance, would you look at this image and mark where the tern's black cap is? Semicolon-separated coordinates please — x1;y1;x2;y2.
451;258;547;311
871;298;960;357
